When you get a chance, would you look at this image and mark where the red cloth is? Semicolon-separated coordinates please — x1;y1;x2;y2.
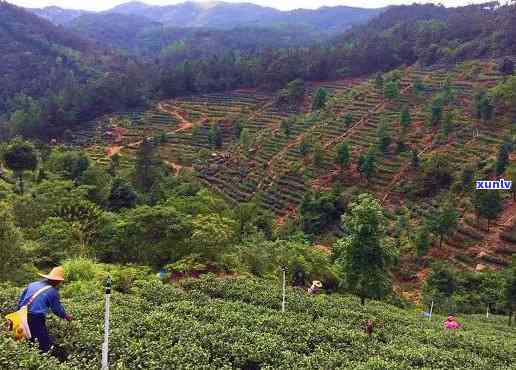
444;320;460;329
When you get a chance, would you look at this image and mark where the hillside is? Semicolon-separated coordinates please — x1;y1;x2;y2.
30;1;382;34
71;57;516;297
67;14;321;56
0;2;100;113
1;273;515;369
29;5;90;25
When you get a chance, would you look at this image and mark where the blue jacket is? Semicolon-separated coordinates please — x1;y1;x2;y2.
17;280;67;319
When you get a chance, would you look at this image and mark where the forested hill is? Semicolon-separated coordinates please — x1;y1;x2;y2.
30;1;382;34
0;1;112;114
66;14;322;56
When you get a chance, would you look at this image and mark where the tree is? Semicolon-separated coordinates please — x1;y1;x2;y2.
47;150;90;182
278;79;305;106
505;256;516;326
235;202;258;241
374;73;384;90
336;142;350;172
472;189;503;231
134;139;163;192
384;80;399;100
240;128;251;151
426;202;459;248
490;75;516;120
376;118;391;154
191;214;237;260
508;165;516;202
442;111;454;137
312;143;325;170
496;143;510;175
413;77;425;95
312;88;328;111
3;138;38;196
334;193;398;305
400;106;412;132
108;178;138;211
281;118;292;138
108;153;121;177
413;226;432;259
474;91;494;122
114;205;192;265
79;165;112;206
298;136;312;157
411;149;420;169
343;112;353;127
427;97;443;127
500;57;514;76
0;204;25;280
358;149;376;180
208;124;223;148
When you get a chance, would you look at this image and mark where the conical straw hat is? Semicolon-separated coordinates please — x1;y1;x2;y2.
38;266;65;281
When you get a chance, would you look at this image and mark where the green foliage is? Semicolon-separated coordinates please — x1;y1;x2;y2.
334;194;398;304
108;178;138;211
473;90;494;122
423;261;510;315
300;190;345;235
358;149;376;180
400;106;412;131
426;202;459;248
413;226;432;258
496;143;510;175
113;204;193;266
208;124;223;148
384;80;399;100
0;203;25;280
374;73;384;90
376;117;392;154
3;138;38;195
1;275;515;369
134;139;164;193
311;88;328;111
191;214;237;261
335;142;350;169
472;189;503;231
47;150;89;182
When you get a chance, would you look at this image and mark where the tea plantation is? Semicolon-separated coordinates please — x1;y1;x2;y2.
1;276;515;369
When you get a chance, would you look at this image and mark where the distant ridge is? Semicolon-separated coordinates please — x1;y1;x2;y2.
28;1;383;33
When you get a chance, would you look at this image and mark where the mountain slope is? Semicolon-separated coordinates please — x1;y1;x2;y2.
30;1;382;34
0;2;100;112
29;5;90;25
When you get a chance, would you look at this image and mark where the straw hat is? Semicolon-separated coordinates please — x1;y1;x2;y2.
312;280;323;288
38;266;65;281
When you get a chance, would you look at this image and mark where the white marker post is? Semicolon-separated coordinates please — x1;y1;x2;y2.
429;301;434;321
281;266;288;313
101;276;112;370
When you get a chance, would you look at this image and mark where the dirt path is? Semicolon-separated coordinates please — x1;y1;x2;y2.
158;102;198;132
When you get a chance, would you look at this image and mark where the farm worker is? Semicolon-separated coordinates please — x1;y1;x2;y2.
365;320;374;338
16;266;73;352
443;315;460;330
308;280;323;294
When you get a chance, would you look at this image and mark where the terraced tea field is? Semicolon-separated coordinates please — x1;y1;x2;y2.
70;60;515;278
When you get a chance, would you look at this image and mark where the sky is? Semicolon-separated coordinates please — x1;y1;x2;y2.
10;0;497;11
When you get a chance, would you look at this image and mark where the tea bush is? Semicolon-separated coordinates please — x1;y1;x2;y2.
1;276;515;369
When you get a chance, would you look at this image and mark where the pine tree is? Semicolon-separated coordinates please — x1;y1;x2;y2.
334;193;398;305
496;143;510;175
312;88;328;111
